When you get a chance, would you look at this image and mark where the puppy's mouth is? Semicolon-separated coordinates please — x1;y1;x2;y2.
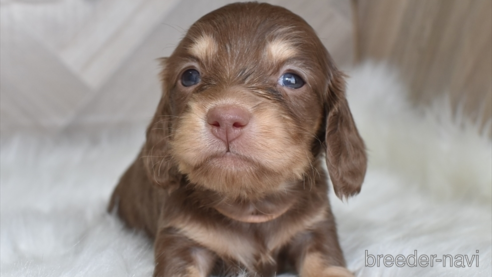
206;151;258;169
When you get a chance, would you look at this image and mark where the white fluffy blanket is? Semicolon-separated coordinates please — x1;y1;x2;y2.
1;63;490;277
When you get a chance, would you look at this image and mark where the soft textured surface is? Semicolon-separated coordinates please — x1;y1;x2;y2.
1;63;490;277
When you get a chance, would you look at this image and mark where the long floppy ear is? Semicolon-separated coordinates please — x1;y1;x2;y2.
141;58;180;190
325;70;367;200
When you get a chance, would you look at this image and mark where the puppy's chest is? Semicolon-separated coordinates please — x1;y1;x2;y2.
173;216;288;272
165;201;326;273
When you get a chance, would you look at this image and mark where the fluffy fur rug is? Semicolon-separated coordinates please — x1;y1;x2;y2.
1;63;490;277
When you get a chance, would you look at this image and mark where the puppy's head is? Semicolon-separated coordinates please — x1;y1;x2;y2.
143;3;367;200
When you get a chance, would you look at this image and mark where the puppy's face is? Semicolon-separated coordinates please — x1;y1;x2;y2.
143;3;366;200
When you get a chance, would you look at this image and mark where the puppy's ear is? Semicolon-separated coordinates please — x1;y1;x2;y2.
141;58;179;190
324;71;367;200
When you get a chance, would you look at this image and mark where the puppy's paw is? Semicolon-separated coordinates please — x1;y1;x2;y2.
300;252;354;277
320;266;355;277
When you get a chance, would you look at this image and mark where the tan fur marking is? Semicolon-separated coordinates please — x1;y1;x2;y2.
267;40;297;63
267;207;327;251
173;220;256;270
301;252;354;277
186;266;203;277
215;201;293;223
189;247;214;277
189;35;217;60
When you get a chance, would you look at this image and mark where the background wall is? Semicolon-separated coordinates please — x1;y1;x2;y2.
355;0;491;131
1;0;491;137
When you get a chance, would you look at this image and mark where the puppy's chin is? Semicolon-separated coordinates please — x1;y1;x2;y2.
177;152;301;199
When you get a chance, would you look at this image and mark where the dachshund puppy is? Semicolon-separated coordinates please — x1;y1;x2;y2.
109;2;367;277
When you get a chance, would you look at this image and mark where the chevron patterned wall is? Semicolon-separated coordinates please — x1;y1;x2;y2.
0;0;354;136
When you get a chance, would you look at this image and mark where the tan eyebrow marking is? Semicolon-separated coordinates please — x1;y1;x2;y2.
267;40;297;63
188;34;218;60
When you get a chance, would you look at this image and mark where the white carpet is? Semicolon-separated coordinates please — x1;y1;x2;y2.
1;63;490;277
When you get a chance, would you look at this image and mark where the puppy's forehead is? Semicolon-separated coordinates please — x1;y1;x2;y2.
187;34;297;63
181;3;327;69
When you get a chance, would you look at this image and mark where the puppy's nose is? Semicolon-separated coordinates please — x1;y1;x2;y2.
206;105;251;144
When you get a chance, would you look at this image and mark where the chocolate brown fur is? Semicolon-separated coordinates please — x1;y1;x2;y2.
108;3;367;277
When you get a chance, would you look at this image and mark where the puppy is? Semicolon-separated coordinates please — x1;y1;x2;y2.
108;2;367;277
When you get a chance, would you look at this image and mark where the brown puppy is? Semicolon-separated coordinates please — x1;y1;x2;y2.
108;2;367;277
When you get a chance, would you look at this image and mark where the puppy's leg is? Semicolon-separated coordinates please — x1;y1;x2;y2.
288;211;354;277
153;227;216;277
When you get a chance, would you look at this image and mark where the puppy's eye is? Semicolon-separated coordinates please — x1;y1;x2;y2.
181;69;201;87
278;73;305;89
